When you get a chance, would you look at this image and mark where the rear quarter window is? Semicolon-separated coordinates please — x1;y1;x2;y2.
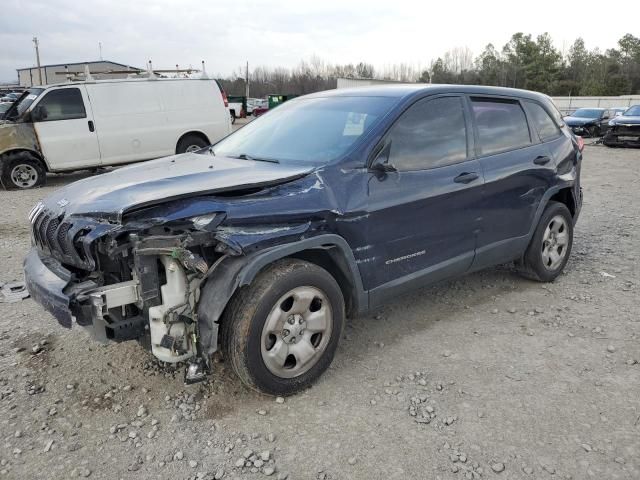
523;101;561;142
471;97;531;156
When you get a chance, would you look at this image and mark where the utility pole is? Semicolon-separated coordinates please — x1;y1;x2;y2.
245;61;249;98
33;36;42;85
99;42;103;61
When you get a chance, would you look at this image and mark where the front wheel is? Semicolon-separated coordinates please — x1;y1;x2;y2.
220;259;345;396
0;152;46;190
517;201;573;282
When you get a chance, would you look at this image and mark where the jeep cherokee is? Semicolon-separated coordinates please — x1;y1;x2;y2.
24;85;583;395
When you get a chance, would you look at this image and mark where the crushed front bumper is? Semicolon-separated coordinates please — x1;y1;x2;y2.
24;248;143;341
24;248;75;327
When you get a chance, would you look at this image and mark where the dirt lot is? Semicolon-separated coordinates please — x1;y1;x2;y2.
0;144;639;480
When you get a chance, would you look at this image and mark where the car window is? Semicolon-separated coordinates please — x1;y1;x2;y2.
386;96;468;171
471;97;531;156
35;88;86;121
523;101;561;142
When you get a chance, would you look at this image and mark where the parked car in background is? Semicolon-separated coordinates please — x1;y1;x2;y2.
0;102;10;120
0;92;21;103
603;104;640;147
0;77;232;189
246;98;267;115
610;107;628;118
227;96;246;124
563;108;610;137
24;84;583;394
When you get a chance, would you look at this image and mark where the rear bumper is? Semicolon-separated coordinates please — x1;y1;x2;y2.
24;248;74;328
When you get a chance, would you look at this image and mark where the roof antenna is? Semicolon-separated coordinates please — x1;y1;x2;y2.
200;60;209;79
84;64;94;81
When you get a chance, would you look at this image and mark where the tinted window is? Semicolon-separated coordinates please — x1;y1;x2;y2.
35;88;86;121
524;101;561;142
387;96;467;171
471;98;531;155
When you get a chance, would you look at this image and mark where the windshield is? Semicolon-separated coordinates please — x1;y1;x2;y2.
572;109;602;118
4;88;44;121
211;96;396;164
623;105;640;116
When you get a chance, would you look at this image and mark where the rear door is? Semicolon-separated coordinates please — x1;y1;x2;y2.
31;86;101;170
469;96;557;268
366;95;483;299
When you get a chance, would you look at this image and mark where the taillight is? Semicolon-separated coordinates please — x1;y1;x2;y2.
221;90;228;108
576;136;584;152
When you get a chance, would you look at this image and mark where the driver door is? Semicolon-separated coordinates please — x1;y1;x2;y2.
32;86;101;170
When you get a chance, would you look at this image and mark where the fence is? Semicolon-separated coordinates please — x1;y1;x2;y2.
551;95;640;114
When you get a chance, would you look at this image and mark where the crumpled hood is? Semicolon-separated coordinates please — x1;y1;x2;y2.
564;116;597;126
41;152;314;222
610;115;640;125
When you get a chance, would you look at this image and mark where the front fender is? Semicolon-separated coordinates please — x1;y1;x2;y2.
197;234;366;355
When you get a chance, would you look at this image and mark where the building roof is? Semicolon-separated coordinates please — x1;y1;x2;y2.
17;60;141;72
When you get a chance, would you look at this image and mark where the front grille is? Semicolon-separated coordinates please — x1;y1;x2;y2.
57;222;72;254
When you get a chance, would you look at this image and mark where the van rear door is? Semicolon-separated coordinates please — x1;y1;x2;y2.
31;86;101;170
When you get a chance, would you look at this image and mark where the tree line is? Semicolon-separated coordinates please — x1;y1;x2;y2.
218;33;640;98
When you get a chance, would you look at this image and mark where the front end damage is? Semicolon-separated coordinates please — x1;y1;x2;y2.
24;205;296;383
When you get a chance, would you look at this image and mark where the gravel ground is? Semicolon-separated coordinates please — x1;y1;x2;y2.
0;144;639;480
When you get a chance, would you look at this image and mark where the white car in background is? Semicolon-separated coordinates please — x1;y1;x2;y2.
0;77;232;189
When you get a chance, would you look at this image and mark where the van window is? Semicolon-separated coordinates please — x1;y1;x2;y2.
35;88;86;121
471;98;531;156
524;101;561;142
387;96;468;171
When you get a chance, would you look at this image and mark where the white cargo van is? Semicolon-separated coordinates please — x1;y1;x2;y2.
0;77;232;189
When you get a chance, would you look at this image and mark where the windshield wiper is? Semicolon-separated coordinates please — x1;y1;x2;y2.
232;153;280;164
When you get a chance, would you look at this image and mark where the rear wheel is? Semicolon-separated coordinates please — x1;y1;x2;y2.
230;111;236;124
0;152;46;190
517;201;573;282
220;259;345;396
176;134;208;154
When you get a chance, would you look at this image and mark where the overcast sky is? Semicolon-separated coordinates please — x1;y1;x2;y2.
1;0;637;82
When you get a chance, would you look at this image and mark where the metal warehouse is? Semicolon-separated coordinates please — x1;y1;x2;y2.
17;60;141;87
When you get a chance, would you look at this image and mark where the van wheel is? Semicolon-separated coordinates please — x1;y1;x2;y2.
517;201;573;282
220;259;345;396
230;111;236;124
176;134;208;154
0;152;46;190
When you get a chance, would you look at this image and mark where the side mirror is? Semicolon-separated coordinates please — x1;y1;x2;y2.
370;140;397;178
31;105;47;122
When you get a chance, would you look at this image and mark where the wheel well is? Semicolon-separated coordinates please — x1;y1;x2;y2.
549;187;576;217
288;248;358;317
176;131;210;152
0;149;48;172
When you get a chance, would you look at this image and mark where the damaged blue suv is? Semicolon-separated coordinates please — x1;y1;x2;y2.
24;85;583;395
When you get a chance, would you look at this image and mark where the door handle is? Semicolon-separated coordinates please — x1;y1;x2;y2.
88;120;95;132
453;172;479;184
533;155;551;165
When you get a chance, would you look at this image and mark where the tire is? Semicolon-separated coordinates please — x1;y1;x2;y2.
176;134;208;154
219;259;345;396
587;126;599;138
0;151;46;190
517;201;573;282
230;111;236;125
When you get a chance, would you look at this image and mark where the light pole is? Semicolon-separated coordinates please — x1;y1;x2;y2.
33;37;43;85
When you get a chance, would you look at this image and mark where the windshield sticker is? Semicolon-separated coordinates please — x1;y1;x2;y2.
343;113;367;136
26;94;38;100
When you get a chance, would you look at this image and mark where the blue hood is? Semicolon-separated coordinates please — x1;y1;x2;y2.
39;152;314;222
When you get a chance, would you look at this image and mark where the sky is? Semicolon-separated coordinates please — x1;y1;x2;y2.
1;0;638;83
